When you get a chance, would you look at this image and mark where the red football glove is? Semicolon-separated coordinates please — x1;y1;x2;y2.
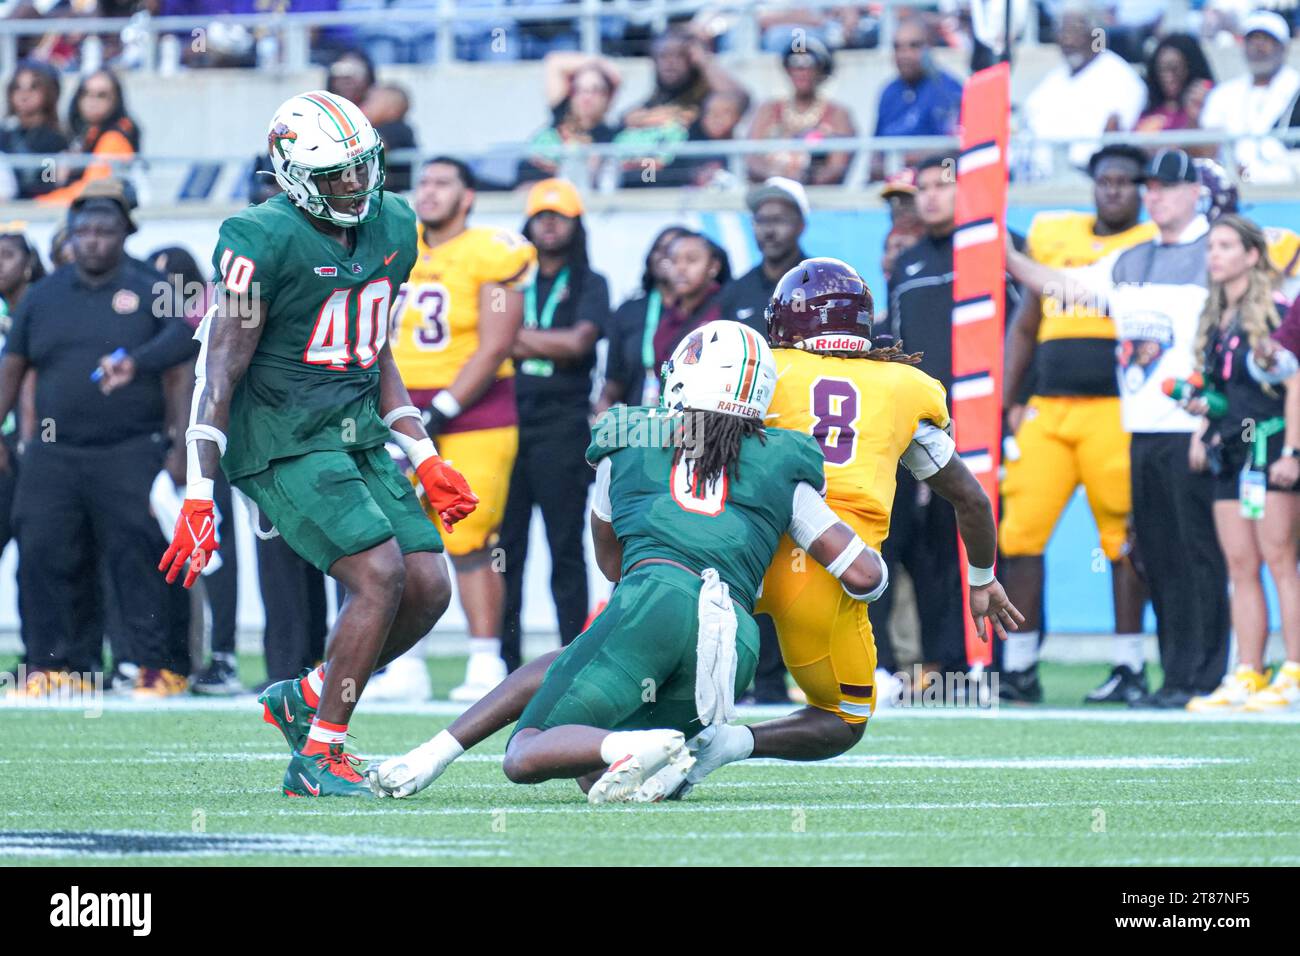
416;455;478;533
159;498;219;589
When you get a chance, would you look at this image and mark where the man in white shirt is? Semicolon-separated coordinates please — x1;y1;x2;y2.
1200;10;1300;185
1020;2;1147;178
1006;148;1231;709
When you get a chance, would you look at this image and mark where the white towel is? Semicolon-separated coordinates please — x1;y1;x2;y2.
695;567;739;728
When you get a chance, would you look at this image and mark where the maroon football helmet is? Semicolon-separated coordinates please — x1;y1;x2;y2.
765;257;875;353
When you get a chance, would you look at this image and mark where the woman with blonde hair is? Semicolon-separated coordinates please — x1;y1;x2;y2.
1186;214;1300;713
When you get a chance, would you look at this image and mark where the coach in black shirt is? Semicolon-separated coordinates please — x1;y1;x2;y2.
0;181;197;690
716;176;810;335
500;179;611;672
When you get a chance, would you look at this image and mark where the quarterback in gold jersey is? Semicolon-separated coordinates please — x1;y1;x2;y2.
1000;145;1155;706
391;157;537;701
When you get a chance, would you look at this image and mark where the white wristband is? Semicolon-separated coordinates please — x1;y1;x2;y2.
968;564;995;587
382;404;423;428
408;437;436;469
432;390;462;419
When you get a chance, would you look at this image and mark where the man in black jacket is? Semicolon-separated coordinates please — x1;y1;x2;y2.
0;180;198;696
879;153;1023;681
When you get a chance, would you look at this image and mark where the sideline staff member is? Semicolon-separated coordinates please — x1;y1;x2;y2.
0;179;198;695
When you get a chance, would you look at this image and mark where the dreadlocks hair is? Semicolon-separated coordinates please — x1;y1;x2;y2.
672;410;766;493
862;340;924;364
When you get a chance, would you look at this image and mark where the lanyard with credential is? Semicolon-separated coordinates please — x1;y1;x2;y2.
639;290;664;406
520;267;569;377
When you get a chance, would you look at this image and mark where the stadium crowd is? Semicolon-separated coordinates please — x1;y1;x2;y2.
0;4;1298;715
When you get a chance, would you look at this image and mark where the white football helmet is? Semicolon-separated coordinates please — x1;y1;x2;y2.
266;91;385;225
661;319;777;421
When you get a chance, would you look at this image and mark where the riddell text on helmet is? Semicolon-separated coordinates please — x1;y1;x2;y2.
795;334;871;352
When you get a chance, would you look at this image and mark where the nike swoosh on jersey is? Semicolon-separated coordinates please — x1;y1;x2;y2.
905;261;924;276
737;307;756;319
384;250;399;265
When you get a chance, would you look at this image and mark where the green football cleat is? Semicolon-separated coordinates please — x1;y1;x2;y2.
282;746;373;798
259;675;316;752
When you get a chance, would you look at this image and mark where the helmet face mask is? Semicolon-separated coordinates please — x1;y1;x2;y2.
268;92;386;226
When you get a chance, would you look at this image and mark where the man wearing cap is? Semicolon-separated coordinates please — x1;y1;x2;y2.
390;157;537;702
716;177;809;336
1008;147;1230;708
0;177;198;696
498;177;610;676
1200;10;1300;184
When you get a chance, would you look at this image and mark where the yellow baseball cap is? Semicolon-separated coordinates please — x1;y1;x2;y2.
526;178;584;218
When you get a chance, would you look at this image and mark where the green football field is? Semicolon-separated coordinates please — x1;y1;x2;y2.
2;659;1298;866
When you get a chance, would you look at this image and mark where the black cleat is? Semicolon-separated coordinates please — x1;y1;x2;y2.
1130;685;1193;709
191;653;243;696
1085;664;1149;705
998;666;1043;704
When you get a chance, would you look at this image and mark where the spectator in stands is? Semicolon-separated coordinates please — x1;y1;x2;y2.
326;48;374;107
1019;2;1145;178
36;69;139;206
1184;214;1299;713
671;88;750;187
1200;10;1300;185
1;62;68;200
363;82;417;191
748;36;855;186
518;52;621;187
616;29;745;187
499;179;610;673
0;179;197;698
597;225;688;412
869;18;963;181
1135;33;1216;157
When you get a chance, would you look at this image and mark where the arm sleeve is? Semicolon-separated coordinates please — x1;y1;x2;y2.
901;420;956;480
788;480;840;550
132;312;200;373
591;457;613;522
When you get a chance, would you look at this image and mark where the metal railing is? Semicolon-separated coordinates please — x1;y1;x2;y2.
3;128;1297;210
1;0;987;75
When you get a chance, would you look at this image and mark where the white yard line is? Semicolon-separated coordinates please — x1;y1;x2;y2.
4;695;1299;723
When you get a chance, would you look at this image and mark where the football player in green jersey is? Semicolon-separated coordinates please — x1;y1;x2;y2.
159;92;478;798
369;320;889;804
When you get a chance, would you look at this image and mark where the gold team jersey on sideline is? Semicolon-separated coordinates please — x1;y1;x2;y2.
1026;211;1157;397
390;225;536;392
764;348;951;549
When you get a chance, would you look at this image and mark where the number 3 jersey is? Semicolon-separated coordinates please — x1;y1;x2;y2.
208;191;418;481
766;348;952;549
390;225;536;389
586;405;825;612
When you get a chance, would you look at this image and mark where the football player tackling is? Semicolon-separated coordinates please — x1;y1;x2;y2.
370;260;1019;801
159;92;477;797
372;320;887;802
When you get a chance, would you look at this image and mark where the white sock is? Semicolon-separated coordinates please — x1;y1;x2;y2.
417;729;464;772
306;717;347;747
711;723;755;763
469;637;500;658
1002;630;1039;673
1112;634;1145;672
599;730;666;765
